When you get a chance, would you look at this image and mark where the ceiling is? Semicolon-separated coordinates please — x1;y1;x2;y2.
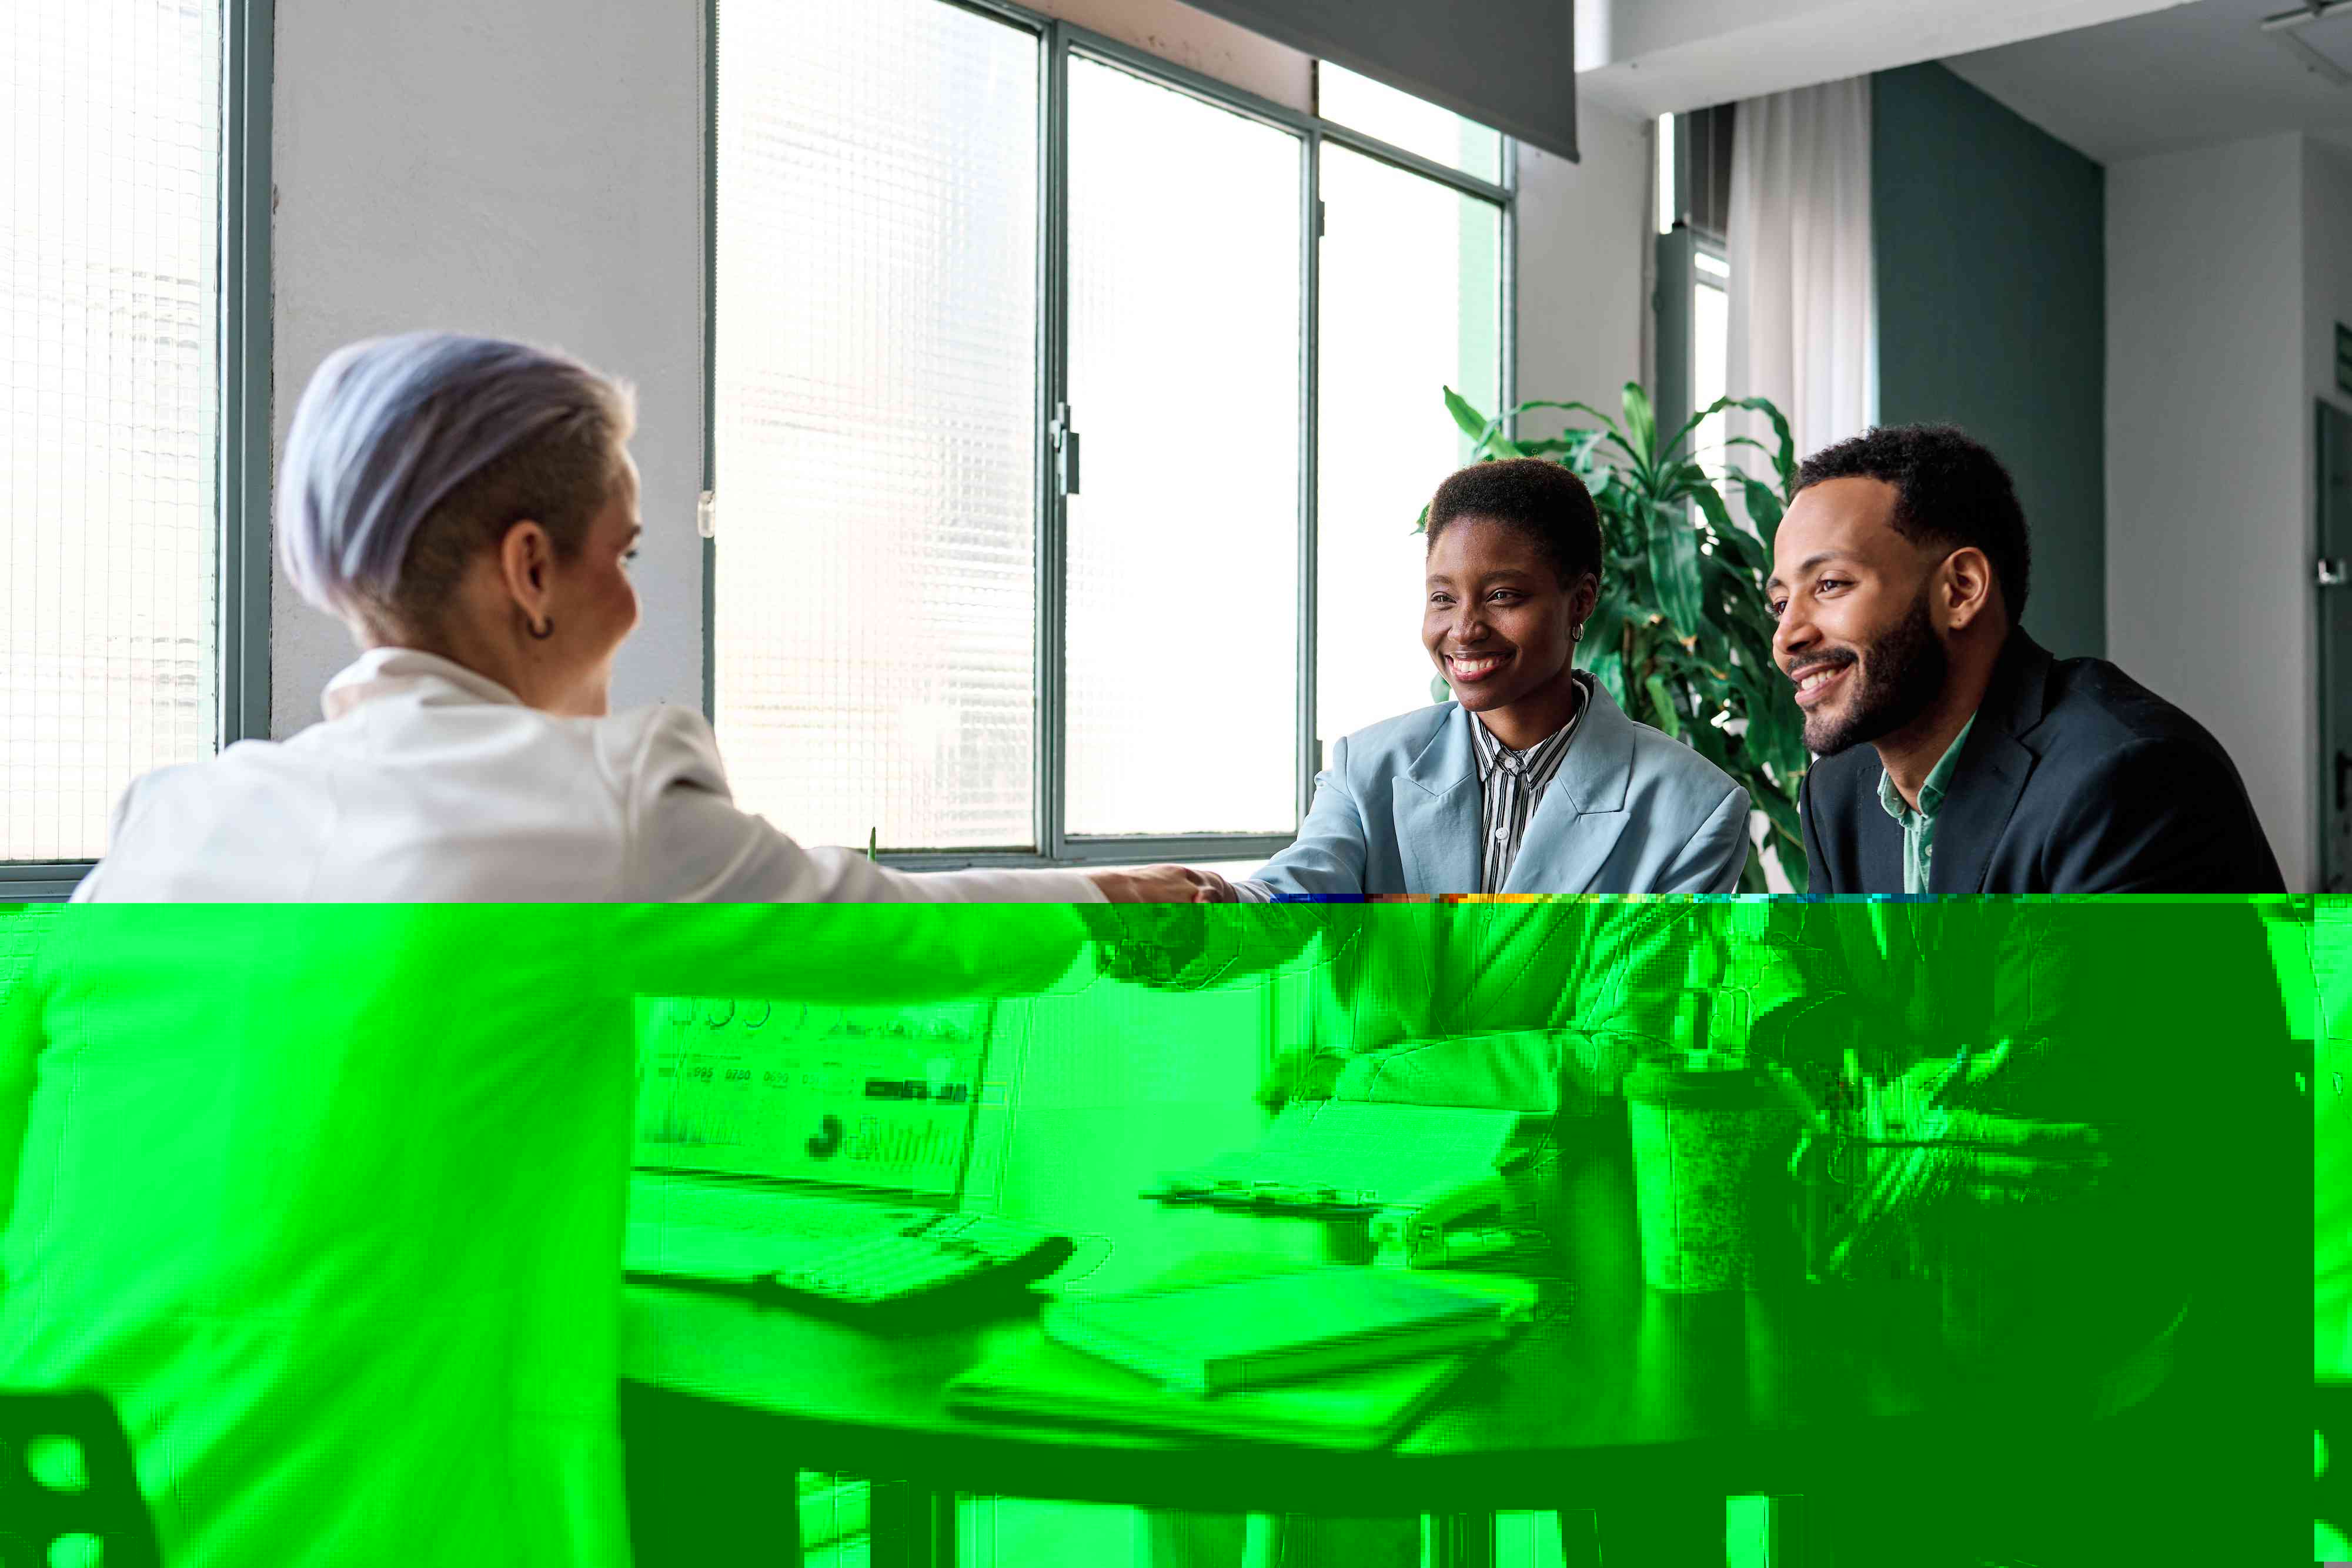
1572;0;2187;119
1943;0;2352;164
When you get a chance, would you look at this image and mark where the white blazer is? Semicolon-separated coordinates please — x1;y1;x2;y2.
74;646;1102;904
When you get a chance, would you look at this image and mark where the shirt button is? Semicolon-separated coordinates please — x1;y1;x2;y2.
1493;827;1508;840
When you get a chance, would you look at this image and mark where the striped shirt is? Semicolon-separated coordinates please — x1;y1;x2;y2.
1466;673;1591;893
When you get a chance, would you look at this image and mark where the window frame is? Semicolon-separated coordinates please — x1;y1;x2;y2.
4;0;275;900
705;0;1516;872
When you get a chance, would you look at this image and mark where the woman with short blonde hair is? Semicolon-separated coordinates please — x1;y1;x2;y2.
79;330;1217;903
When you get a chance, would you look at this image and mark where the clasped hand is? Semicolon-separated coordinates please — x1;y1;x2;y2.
1084;864;1240;903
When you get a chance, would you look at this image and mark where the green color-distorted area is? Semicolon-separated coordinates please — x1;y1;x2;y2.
0;898;2323;1567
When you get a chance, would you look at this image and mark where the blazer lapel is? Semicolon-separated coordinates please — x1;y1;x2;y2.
1500;680;1635;895
1856;807;1906;894
1927;633;2051;894
1394;706;1484;895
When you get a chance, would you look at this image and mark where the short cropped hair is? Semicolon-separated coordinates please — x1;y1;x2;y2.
1793;424;2030;617
1425;458;1603;587
278;332;636;637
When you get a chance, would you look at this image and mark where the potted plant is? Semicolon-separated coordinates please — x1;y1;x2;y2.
1423;383;1809;892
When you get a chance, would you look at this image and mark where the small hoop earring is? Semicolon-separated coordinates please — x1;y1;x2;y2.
1572;621;1585;643
528;616;554;641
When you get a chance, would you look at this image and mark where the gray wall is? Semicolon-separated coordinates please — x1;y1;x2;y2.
1872;61;2106;660
2106;133;2335;891
269;0;709;734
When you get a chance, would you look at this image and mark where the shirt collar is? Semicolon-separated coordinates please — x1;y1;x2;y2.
1470;671;1592;782
321;646;529;723
1877;713;1977;825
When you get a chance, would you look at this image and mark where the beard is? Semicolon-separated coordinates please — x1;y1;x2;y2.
1803;589;1949;757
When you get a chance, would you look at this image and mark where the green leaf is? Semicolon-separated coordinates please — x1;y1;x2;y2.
1729;396;1798;492
1687;482;1738;541
1621;382;1658;467
1586;577;1632;643
1706;522;1766;576
1652;460;1709;503
1642;674;1682;739
1509;399;1625;438
1444;386;1490;442
1582;644;1625;708
1410;502;1430;536
1686;712;1732;771
1739;680;1807;792
1735;473;1786;548
1656;394;1739;467
1753;784;1805;856
1647;500;1705;638
1540;406;1647;473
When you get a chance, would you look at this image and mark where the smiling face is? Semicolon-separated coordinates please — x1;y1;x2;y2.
1768;476;1952;755
1423;515;1595;731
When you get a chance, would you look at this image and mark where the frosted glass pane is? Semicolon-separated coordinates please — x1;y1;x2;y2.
4;0;222;862
1315;143;1502;749
713;0;1040;852
1318;61;1502;183
1063;58;1302;838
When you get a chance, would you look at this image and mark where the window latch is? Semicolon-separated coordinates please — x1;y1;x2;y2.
1050;403;1081;497
697;489;717;539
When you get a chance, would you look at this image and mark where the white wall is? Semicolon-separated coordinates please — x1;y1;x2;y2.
2106;133;2310;885
268;0;708;734
265;0;1648;737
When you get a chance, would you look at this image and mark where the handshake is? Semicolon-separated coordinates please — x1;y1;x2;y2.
1083;864;1242;903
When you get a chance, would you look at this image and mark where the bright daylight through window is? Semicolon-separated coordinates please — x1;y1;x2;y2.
5;1;224;862
713;5;1509;860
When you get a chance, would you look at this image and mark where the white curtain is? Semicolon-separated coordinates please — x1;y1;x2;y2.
1726;77;1876;483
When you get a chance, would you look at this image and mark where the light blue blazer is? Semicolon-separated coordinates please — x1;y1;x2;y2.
1247;680;1751;897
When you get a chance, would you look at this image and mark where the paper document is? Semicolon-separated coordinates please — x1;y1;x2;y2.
1154;1100;1519;1208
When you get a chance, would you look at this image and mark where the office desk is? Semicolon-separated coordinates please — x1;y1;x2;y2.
619;1104;2175;1568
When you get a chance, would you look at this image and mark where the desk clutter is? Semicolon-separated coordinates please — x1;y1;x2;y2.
624;1176;1074;1320
1145;1099;1534;1266
948;1255;1535;1448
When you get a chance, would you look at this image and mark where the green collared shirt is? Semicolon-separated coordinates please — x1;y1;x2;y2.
1877;717;1976;894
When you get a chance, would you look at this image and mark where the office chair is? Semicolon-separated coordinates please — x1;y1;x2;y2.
0;1388;161;1568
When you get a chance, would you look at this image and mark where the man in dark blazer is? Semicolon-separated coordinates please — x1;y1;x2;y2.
1766;423;2284;894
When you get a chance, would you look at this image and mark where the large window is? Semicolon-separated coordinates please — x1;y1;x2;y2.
712;0;1041;855
4;0;264;884
713;2;1509;866
1063;59;1303;839
1315;139;1503;745
1658;107;1734;486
